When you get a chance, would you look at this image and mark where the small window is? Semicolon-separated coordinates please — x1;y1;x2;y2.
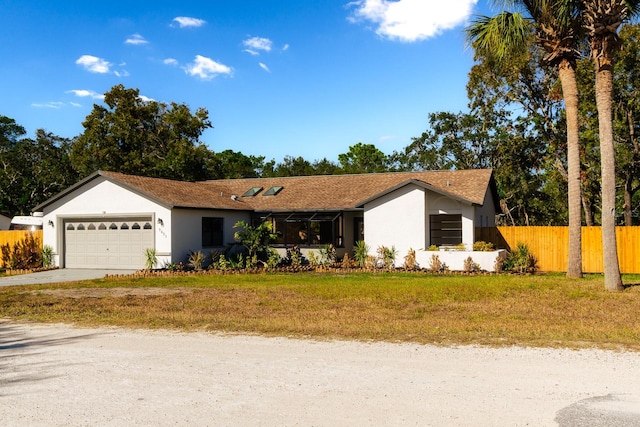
430;214;462;247
263;186;283;196
109;223;118;230
88;224;96;230
242;187;263;197
99;223;107;230
66;224;75;230
143;222;152;230
202;217;223;247
132;223;141;230
121;223;129;230
77;224;85;230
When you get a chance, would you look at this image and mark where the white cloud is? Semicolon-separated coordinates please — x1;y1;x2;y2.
70;102;82;107
31;102;65;109
172;16;206;28
138;95;155;102
244;49;259;56
164;58;179;66
67;89;104;100
114;69;130;77
259;62;270;72
184;55;233;80
125;33;148;45
243;36;272;53
75;55;112;73
348;0;477;42
282;44;290;51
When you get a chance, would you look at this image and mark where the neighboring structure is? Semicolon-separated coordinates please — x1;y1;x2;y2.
0;213;11;230
33;169;498;270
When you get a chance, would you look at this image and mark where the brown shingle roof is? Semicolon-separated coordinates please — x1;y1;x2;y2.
96;169;494;212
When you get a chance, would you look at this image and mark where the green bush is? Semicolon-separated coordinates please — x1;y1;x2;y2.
353;240;370;268
42;245;55;268
504;243;538;273
144;247;158;270
472;241;495;251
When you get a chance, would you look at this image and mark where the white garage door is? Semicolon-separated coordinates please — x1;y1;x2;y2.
64;218;154;269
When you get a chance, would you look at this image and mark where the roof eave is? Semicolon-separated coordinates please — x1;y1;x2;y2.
34;170;176;212
355;179;476;208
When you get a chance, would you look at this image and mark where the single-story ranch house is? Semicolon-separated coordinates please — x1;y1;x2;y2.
33;169;499;270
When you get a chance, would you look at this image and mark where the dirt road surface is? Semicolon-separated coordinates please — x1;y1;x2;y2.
1;320;639;426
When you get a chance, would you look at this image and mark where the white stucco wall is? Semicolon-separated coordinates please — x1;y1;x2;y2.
475;186;497;227
364;184;427;266
170;209;251;265
363;185;489;268
39;177;172;268
417;249;507;272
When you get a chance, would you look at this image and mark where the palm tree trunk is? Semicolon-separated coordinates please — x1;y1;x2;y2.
594;55;624;291
558;61;582;278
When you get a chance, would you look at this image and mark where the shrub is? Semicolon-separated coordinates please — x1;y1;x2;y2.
365;255;378;269
504;243;538;273
318;244;336;265
224;243;249;267
163;261;178;271
453;242;467;251
472;241;495;251
42;245;54;268
285;245;304;267
188;250;206;271
266;249;282;268
403;248;418;270
494;255;504;273
307;251;320;266
213;254;230;270
144;247;158;270
341;253;355;268
234;220;277;266
428;254;446;272
376;245;397;270
353;240;369;268
427;245;439;251
463;256;481;273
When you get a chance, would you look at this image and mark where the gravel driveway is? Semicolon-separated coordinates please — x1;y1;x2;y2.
1;320;639;426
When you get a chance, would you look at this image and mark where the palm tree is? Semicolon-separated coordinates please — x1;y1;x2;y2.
580;0;640;291
467;0;584;278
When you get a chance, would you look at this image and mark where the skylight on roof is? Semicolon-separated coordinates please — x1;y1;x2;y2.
263;186;283;196
242;187;263;197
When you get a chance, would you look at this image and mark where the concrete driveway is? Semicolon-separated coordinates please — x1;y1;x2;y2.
0;269;137;286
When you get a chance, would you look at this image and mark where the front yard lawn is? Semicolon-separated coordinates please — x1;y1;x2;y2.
1;272;639;350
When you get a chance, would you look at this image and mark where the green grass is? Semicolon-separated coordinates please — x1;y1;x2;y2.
1;271;639;350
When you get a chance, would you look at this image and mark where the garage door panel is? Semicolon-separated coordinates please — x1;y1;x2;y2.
64;217;153;269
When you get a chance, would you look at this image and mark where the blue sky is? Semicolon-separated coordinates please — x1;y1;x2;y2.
1;0;491;163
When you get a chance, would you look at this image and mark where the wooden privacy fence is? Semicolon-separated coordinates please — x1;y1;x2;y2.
476;226;640;274
0;230;43;251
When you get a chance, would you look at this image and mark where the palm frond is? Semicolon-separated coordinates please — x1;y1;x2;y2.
466;12;532;61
